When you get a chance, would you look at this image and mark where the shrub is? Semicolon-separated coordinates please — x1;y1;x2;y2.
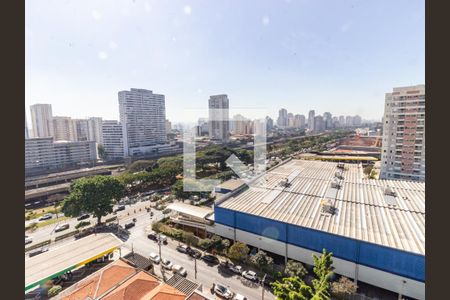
198;238;213;250
48;285;62;297
75;221;90;229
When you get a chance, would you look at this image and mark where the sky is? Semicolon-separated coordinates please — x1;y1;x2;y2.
26;0;424;124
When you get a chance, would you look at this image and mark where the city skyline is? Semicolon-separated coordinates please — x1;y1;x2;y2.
26;0;424;123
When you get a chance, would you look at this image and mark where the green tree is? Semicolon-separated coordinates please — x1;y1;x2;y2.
284;260;308;279
228;242;250;263
272;276;313;300
97;144;107;160
313;249;334;282
250;250;274;272
127;160;155;173
182;231;199;247
331;276;358;299
198;238;213;250
62;176;124;224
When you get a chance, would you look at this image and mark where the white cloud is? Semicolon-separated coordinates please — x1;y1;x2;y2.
98;51;108;60
144;2;152;12
91;10;102;21
262;16;270;26
109;41;118;50
184;5;192;15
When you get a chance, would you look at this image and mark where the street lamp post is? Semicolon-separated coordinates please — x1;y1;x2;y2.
194;257;197;280
261;273;267;300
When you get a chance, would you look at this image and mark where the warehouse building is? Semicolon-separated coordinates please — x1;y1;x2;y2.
213;159;425;300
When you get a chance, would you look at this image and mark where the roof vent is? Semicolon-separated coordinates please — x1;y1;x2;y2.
334;172;344;180
337;163;345;169
279;178;291;187
384;187;397;197
330;178;341;189
320;199;337;215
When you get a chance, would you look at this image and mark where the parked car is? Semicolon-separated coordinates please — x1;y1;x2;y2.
25;235;33;245
172;264;187;277
39;213;53;221
55;224;70;232
233;294;247;300
124;222;135;229
202;254;219;265
187;248;202;259
157;234;168;244
28;248;48;258
76;214;90;221
176;245;189;253
161;258;173;270
115;205;126;212
242;270;258;282
149;252;161;264
147;233;158;241
228;263;243;275
212;283;234;299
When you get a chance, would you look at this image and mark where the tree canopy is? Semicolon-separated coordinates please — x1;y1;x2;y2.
284;260;308;279
62;175;124;224
228;242;250;263
250;250;274;271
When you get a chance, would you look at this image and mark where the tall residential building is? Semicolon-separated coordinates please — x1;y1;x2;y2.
287;113;295;128
323;112;333;129
30;104;54;138
380;84;425;181
208;94;230;142
197;118;209;136
102;120;124;161
353;115;362;126
339;115;345;127
25;137;97;175
87;117;103;144
277;108;288;128
345;116;354;127
72;119;90;141
265;116;274;131
119;88;167;157
52;116;77;141
232;114;247;135
25;112;29;139
165;119;172;134
308;110;315;131
314;115;325;132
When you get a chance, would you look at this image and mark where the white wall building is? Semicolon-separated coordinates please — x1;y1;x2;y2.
381;84;425;181
87;117;103;145
208;94;230;142
308;110;315;131
119;88;167;157
30;104;53;138
101;120;124;161
52;116;77;141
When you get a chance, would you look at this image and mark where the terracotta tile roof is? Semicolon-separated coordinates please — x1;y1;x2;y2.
186;292;210;300
102;271;160;300
61;259;136;300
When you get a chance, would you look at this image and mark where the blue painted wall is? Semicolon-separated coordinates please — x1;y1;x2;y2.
214;206;425;282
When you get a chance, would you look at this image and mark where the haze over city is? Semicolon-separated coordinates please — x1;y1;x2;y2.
26;0;424;123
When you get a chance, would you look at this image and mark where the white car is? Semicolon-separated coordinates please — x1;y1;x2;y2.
242;270;258;282
233;294;247;300
25;235;33;245
228;264;243;275
149;252;161;264
172;264;187;277
161;258;173;270
213;283;234;299
158;234;168;243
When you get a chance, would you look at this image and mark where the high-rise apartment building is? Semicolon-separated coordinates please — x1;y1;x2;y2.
87;117;103;145
208;94;230;142
308;110;315;131
72;119;89;142
323;112;333;129
25;137;97;175
102;120;124;161
380;84;425;181
52;116;77;141
165;119;172;134
339;116;345;127
345;116;354;127
119;88;167;157
30;104;54;138
314;115;325;132
265;116;274;131
25;112;29;139
287;113;294;128
353;115;362;126
277;108;288;128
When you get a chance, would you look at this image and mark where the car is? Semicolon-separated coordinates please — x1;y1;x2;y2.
39;213;53;221
149;252;160;264
147;233;158;241
76;213;90;221
115;205;126;212
212;283;234;299
25;235;33;245
228;263;243;275
171;264;187;277
176;245;189;253
233;294;247;300
187;248;202;259
202;254;219;265
242;270;258;282
29;248;49;257
157;234;168;244
55;224;70;232
161;258;173;270
124;222;135;229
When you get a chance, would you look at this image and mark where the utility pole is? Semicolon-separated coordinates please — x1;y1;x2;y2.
194;257;197;280
261;273;267;300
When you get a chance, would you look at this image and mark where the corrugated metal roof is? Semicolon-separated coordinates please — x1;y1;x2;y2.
219;160;425;255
